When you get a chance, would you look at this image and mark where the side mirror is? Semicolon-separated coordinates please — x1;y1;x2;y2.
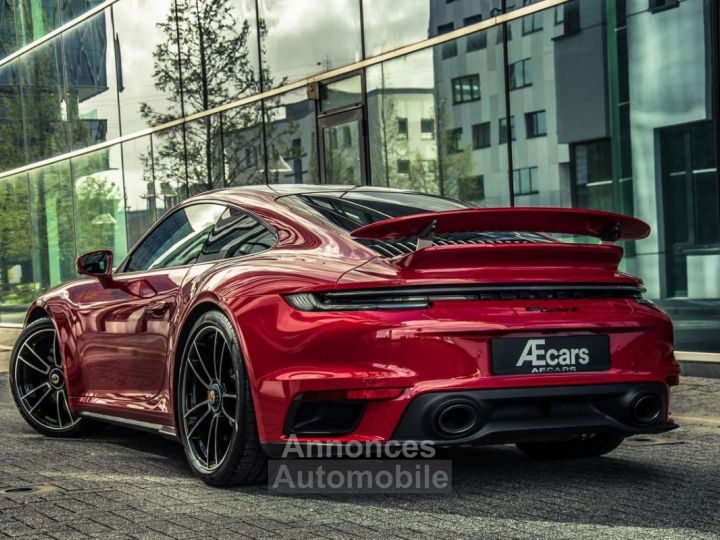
77;250;114;281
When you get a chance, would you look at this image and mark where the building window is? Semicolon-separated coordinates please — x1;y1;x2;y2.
447;128;463;153
437;23;457;59
451;74;481;104
458;175;485;202
649;0;679;13
467;32;487;52
472;122;491;149
499;116;515;144
342;126;352;148
509;58;532;90
442;41;458;59
421;118;435;139
496;24;512;43
397;117;408;138
513;167;538;195
422;160;437;179
525;110;547;138
559;0;580;35
397;159;410;175
572;140;613;210
464;14;487;51
522;0;543;34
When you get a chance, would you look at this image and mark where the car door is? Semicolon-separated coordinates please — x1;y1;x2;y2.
73;203;227;402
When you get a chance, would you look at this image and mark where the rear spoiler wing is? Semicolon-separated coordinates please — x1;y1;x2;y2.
350;207;650;245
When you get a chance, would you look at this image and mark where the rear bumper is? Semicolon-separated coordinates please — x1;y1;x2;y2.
392;382;676;446
262;382;677;457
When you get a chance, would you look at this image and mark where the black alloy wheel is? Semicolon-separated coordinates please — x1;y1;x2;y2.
178;311;266;486
10;318;96;437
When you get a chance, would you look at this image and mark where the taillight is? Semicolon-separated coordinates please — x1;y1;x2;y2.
285;292;430;312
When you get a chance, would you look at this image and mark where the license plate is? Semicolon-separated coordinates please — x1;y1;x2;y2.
491;335;610;375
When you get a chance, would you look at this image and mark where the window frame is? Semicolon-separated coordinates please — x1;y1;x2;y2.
513;166;539;195
509;58;532;90
195;205;279;264
397;117;409;138
117;200;277;274
525;110;547;138
420;118;435;139
451;74;482;104
472;121;492;149
499;116;516;144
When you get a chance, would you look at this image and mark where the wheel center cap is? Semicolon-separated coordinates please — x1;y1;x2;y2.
48;369;64;389
208;384;222;412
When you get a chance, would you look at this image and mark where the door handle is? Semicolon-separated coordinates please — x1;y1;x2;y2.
147;301;169;316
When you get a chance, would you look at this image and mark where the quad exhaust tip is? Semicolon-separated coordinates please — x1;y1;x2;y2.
632;393;662;425
435;402;479;437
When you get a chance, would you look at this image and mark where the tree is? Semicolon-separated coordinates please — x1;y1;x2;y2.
140;0;298;198
73;175;123;255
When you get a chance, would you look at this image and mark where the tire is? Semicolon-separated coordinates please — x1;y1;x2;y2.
177;310;267;486
516;433;625;460
9;317;100;437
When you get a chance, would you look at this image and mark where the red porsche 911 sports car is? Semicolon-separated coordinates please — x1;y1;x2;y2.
10;185;680;485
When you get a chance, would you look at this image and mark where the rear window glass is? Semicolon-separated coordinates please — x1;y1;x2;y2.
287;192;550;257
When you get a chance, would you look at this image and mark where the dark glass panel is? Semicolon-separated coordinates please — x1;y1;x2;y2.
185;113;224;195
70;146;127;260
113;0;182;134
0;63;26;171
222;102;266;186
16;0;61;48
121;135;156;247
263;88;318;184
62;10;120;151
20;39;68;162
367;27;510;206
0;0;19;59
151;125;188;214
258;0;361;87
60;0;104;23
320;75;361;112
176;0;259;115
28;160;76;293
0;173;34;323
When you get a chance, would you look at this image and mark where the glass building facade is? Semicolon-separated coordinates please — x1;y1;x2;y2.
0;0;718;354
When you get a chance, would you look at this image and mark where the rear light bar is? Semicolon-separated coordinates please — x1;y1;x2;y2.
285;284;646;312
285;292;430;311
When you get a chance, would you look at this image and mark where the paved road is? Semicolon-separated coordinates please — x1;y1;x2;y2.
0;351;9;373
0;374;719;539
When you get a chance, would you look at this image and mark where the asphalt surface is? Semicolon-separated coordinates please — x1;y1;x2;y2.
0;372;719;539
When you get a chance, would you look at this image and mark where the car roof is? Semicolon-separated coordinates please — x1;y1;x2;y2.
204;184;418;205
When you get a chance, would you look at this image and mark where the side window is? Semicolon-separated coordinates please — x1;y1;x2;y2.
196;207;277;263
125;204;226;272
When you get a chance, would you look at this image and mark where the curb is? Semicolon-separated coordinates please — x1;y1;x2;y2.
680;361;720;380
